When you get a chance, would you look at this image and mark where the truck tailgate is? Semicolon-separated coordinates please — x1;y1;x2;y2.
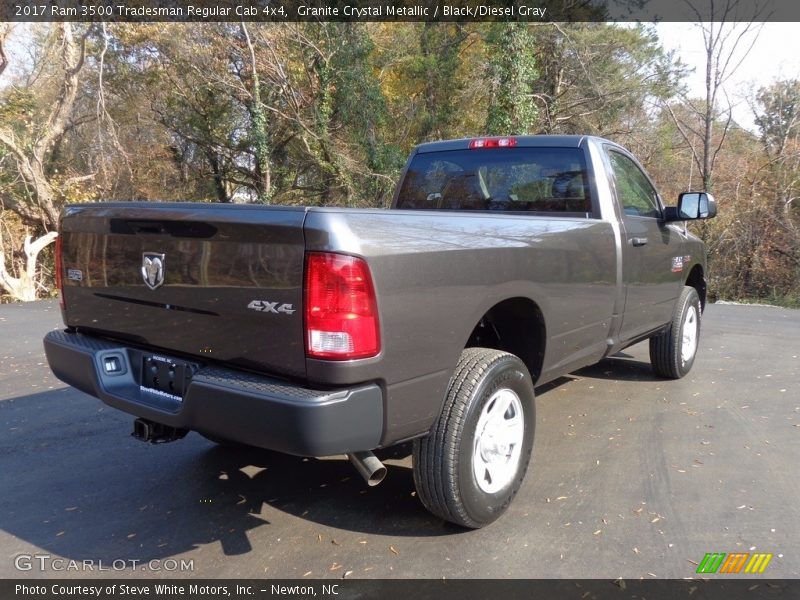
59;203;307;379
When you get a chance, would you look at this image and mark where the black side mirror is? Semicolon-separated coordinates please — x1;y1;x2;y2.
666;192;717;221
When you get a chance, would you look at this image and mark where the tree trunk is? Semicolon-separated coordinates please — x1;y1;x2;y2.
0;23;88;231
0;232;59;302
240;23;272;203
205;149;230;203
703;27;714;191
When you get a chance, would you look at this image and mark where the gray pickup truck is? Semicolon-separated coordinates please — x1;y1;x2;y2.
44;135;716;528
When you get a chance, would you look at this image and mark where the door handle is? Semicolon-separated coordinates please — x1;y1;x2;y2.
630;237;649;247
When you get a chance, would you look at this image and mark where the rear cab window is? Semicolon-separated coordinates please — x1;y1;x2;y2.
395;147;596;217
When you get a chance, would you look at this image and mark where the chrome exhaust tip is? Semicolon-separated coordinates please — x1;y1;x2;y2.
347;451;387;486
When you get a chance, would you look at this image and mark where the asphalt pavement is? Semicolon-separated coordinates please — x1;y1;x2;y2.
0;300;798;579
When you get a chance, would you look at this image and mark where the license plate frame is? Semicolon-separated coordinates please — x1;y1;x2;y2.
140;354;197;400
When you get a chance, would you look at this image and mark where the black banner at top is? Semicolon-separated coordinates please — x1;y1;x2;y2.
1;0;797;23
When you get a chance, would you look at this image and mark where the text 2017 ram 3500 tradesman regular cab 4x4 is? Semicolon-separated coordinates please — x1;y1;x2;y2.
44;135;717;528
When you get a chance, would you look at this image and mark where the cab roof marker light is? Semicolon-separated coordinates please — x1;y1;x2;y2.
469;137;518;149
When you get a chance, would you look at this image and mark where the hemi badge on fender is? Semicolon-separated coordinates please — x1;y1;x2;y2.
671;256;684;273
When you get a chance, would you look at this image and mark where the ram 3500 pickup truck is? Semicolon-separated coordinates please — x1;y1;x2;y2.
44;135;716;528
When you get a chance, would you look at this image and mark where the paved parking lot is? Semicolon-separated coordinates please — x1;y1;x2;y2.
1;300;798;578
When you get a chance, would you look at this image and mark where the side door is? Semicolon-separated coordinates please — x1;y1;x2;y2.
605;148;685;342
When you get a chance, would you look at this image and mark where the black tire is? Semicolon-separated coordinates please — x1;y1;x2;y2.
412;348;535;528
649;286;702;379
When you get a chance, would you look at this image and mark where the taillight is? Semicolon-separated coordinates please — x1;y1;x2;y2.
304;252;380;360
54;233;65;310
469;137;517;149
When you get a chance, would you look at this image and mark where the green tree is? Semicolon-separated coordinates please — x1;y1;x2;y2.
755;80;800;226
411;23;469;141
484;24;538;135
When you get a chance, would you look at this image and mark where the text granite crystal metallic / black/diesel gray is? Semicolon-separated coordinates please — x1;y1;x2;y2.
43;135;717;528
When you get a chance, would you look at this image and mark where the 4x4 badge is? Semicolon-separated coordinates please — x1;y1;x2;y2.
141;253;166;290
247;300;295;315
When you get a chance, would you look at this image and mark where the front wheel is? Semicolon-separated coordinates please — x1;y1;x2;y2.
412;348;535;528
649;286;702;379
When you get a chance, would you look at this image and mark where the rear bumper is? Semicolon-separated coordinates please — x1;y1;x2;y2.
43;330;384;456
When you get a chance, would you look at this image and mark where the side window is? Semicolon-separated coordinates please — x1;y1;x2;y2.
607;151;661;218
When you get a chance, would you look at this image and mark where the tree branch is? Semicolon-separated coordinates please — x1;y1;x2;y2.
0;23;9;78
663;102;704;182
23;231;58;280
33;24;90;165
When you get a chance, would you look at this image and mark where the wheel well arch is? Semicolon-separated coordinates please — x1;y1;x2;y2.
465;297;546;382
686;265;706;310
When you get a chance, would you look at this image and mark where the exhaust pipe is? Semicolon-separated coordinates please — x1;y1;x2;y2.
347;451;387;486
132;418;188;444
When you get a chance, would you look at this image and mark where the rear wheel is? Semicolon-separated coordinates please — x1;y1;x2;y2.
413;348;535;528
649;286;702;379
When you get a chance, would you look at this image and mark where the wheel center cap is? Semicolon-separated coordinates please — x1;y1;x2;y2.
479;427;509;462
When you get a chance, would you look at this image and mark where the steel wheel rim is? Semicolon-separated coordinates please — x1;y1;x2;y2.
681;305;698;364
472;388;525;494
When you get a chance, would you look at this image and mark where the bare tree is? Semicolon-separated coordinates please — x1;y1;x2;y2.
0;228;58;301
0;24;90;300
0;24;9;78
0;23;90;230
666;0;767;191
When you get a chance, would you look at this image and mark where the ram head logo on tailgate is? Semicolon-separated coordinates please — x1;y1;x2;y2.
141;253;166;290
